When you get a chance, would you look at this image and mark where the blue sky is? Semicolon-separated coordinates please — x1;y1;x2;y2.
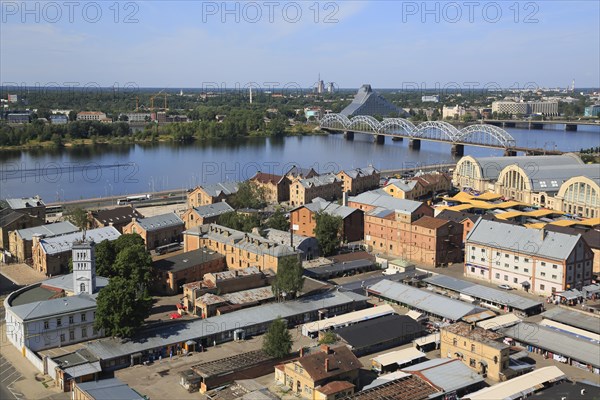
1;1;599;89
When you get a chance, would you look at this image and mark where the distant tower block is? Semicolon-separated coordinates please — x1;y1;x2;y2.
249;87;253;104
72;241;97;295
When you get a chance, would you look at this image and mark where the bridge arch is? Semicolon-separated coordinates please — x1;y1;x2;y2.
347;115;382;133
320;113;351;130
380;118;417;137
458;125;516;149
413;121;461;142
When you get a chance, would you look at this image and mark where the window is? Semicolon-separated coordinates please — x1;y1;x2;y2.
505;254;509;258
471;267;475;273
504;275;508;281
514;256;519;261
80;283;86;292
481;249;485;253
524;258;529;262
471;256;475;260
552;265;558;269
480;258;485;262
496;261;500;266
552;275;557;279
81;313;86;322
493;356;499;364
69;330;75;341
453;338;458;346
504;263;509;268
541;272;546;277
495;273;500;279
82;327;87;338
469;358;476;367
541;262;546;266
471;344;476;352
69;316;74;324
540;284;545;290
514;278;518;283
56;318;62;327
524;268;529;273
44;320;49;330
514;266;519;270
60;334;65;342
471;246;475;250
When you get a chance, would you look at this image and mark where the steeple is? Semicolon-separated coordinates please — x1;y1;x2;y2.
72;241;96;295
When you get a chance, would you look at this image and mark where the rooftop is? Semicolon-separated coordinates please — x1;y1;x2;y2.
368;280;489;321
153;248;224;273
193;350;272;377
251;172;284;185
221;286;274;305
134;212;184;232
297;173;340;189
466;218;582;261
0;209;28;228
264;228;313;248
340;84;407;117
42;273;109;294
541;307;600;335
92;206;143;225
198;181;240;198
301;198;359;219
9;293;98;321
501;323;600;367
531;380;600;399
297;345;362;382
343;374;438;400
442;322;509;350
465;153;583;180
401;358;484;393
424;274;542;311
14;221;78;241
412;216;450;230
5;196;45;209
349;191;425;215
39;226;120;255
191;201;234;218
339;166;379;179
335;314;425;350
75;378;144;400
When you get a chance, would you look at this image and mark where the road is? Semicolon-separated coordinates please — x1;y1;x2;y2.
46;190;187;211
0;355;23;400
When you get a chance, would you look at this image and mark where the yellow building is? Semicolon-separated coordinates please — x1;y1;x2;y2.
440;322;511;381
289;174;343;206
275;345;361;400
183;224;298;273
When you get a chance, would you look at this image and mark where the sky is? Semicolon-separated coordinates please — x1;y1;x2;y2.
1;1;599;89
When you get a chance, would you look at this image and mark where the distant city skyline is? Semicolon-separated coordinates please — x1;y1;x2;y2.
1;1;599;88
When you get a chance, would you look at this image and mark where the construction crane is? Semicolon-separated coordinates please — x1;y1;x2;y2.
150;89;168;111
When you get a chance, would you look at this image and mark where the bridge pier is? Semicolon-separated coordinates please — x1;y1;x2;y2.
504;149;517;156
391;136;403;142
409;139;421;150
344;131;354;140
451;144;464;157
565;124;577;131
375;135;385;145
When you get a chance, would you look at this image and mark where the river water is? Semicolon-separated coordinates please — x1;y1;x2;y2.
1;125;598;202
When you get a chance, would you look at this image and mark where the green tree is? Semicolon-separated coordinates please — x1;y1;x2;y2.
267;208;289;231
217;211;261;233
64;207;89;233
262;317;292;359
230;181;267;209
272;257;304;300
112;244;153;289
94;240;116;277
113;233;145;255
318;331;338;345
94;277;152;338
314;212;342;256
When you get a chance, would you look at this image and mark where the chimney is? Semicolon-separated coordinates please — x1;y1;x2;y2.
132;217;137;223
325;358;329;372
470;323;475;331
299;348;304;357
320;344;331;354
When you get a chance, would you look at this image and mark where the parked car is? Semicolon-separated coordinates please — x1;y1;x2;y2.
498;284;512;290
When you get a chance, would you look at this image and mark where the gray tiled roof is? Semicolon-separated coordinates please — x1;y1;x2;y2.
192;202;234;218
201;181;240;198
367;279;486;321
136;212;184;232
501;322;600;367
349;191;424;215
15;221;79;241
9;293;97;321
466;218;582;261
297;174;340;189
342;166;379;179
303;199;358;219
185;224;298;258
40;226;121;255
0;209;27;228
5;197;46;209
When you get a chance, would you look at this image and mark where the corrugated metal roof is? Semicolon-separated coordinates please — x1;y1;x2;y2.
303;199;358;219
539;319;600;342
301;304;395;336
541;307;600;334
9;293;97;321
63;361;102;378
476;313;521;331
367;280;485;321
466;218;581;261
371;347;425;368
402;358;484;393
85;290;367;361
501;323;600;367
75;378;144;400
136;212;184;232
464;366;566;400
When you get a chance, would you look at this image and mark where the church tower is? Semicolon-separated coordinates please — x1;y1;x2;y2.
72;241;96;295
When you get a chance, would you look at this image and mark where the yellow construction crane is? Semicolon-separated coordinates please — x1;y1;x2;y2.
150;89;168;111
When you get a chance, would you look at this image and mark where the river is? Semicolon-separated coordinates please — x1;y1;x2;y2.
1;125;598;202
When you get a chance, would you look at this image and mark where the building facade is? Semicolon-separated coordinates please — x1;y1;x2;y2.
182;202;234;229
440;322;511;381
289;174;343;206
122;213;184;251
188;182;240;207
465;218;594;296
336;167;380;196
250;172;290;203
9;221;78;263
291;200;364;243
